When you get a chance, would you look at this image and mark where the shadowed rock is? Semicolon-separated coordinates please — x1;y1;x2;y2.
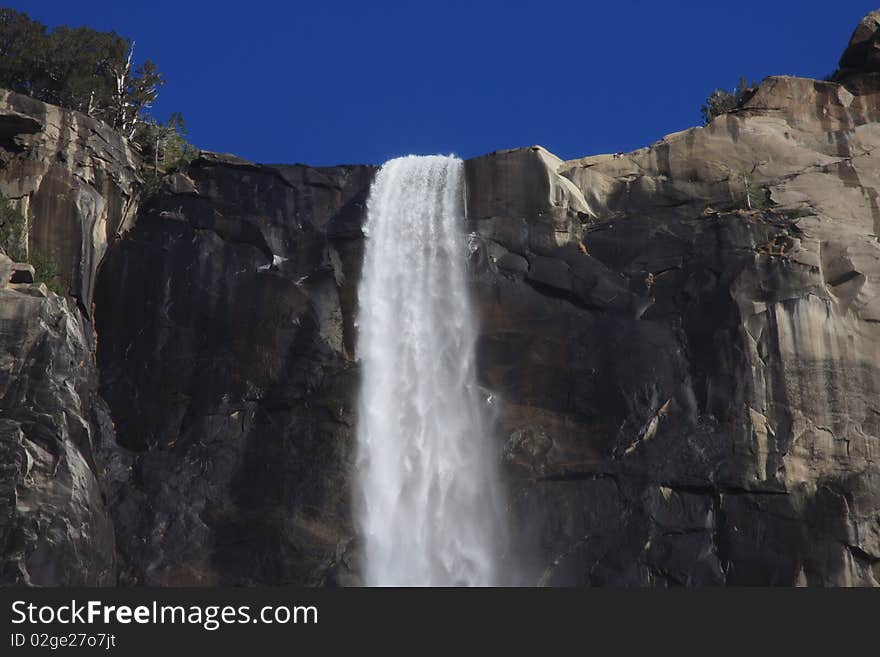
840;9;880;73
0;269;115;585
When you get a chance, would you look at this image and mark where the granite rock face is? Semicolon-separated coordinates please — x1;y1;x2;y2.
0;254;115;585
0;89;140;309
839;9;880;75
2;10;880;587
0;88;131;586
94;155;373;584
467;66;880;585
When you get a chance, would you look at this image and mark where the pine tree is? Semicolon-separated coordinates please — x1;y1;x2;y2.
0;8;166;138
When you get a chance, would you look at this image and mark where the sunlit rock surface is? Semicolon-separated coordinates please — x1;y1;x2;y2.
0;89;140;309
467;52;880;586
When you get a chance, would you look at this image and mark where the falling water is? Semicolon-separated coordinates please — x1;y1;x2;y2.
355;155;503;586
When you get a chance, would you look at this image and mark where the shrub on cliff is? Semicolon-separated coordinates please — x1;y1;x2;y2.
0;193;61;293
134;112;199;175
29;250;62;293
0;193;27;262
700;77;759;124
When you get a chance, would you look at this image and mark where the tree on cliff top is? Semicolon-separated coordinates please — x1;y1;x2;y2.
0;8;164;137
136;112;199;193
0;8;45;98
700;76;759;124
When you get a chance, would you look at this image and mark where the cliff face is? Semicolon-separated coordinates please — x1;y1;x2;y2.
0;264;116;585
468;73;880;585
94;156;373;585
0;89;140;308
0;84;138;583
1;12;880;586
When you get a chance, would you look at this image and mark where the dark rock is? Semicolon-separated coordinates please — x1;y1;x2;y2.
0;286;115;585
839;9;880;73
8;263;34;284
94;154;373;584
0;109;41;150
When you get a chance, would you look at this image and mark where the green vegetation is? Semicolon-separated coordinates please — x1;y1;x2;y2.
0;193;27;262
0;8;198;183
700;77;759;124
0;8;207;294
29;249;61;293
0;8;162;136
137;113;200;195
138;112;199;175
0;9;201;289
740;172;771;210
719;167;771;212
1;193;61;293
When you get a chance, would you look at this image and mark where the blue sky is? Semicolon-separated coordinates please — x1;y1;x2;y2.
11;1;874;165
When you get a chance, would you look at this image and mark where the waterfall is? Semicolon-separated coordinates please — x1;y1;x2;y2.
355;155;503;586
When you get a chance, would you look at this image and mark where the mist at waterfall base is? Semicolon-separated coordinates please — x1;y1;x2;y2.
354;155;505;586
